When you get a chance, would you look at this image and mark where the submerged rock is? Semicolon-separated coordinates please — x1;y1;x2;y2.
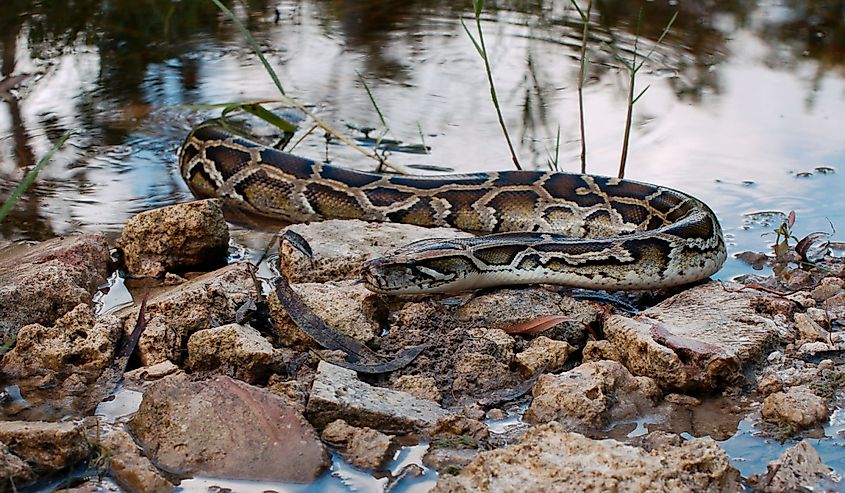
603;281;785;391
278;219;472;284
0;233;110;341
761;385;829;430
115;262;261;366
306;361;449;431
431;422;740;492
524;360;660;430
129;374;328;483
321;419;393;470
116;199;229;278
186;323;276;383
749;440;837;492
0;421;90;474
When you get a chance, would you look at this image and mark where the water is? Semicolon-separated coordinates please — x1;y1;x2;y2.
2;0;844;489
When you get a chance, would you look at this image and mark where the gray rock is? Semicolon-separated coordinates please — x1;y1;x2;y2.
524;360;661;430
431;422;740;493
750;440;836;492
115;262;262;366
129;374;329;482
0;233;110;341
279;219;472;284
117;199;229;278
0;421;90;473
306;361;449;431
186;323;276;383
604;281;785;391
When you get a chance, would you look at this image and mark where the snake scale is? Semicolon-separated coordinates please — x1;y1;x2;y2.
179;121;727;294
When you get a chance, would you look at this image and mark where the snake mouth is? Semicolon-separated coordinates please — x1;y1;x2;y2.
362;256;462;295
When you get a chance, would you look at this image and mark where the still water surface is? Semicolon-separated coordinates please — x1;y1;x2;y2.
1;0;844;489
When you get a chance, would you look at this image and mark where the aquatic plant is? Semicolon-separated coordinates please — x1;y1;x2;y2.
571;0;593;173
461;0;522;170
605;9;677;178
0;131;72;224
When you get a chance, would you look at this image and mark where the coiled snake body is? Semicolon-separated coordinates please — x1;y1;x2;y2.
179;121;726;294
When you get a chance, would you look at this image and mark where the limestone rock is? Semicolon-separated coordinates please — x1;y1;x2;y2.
321;420;392;470
432;422;739;493
452;352;514;396
794;312;830;343
0;421;90;473
306;361;449;431
524;360;661;430
269;280;382;347
750;441;836;493
129;374;328;482
186;323;275;383
604;281;784;391
2;304;121;382
116;262;261;366
465;327;515;363
761;386;829;430
514;336;575;376
101;427;175;493
0;441;33;486
279;219;472;284
393;375;442;403
117;199;229;277
0;233;110;341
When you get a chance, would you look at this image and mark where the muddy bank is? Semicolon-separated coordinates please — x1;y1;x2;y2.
1;203;843;492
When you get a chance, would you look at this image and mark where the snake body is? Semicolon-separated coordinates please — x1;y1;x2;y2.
179;121;726;294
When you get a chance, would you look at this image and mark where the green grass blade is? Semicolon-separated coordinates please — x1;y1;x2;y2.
211;0;286;96
0;131;72;224
356;71;388;130
472;0;484;17
631;85;650;105
569;0;587;21
240;103;297;132
460;18;484;57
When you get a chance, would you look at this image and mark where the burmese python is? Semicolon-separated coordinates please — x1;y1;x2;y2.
179;120;726;294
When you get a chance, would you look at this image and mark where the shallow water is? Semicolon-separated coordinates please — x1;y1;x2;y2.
2;0;845;489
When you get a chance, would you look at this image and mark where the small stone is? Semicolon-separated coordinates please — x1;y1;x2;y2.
664;394;701;407
186;323;276;383
485;409;506;420
431;416;489;442
768;350;784;364
817;359;834;371
268;280;382;347
321;419;393;470
116;262;262;366
101;427;175;493
430;422;740;492
394;375;442;403
0;421;90;473
306;361;449;432
794;313;830;343
514;336;575;376
0;233;110;341
762;386;829;430
266;377;308;413
756;373;783;396
524;360;660;430
0;441;33;485
117;199;229;277
129;374;329;482
798;341;835;355
124;361;181;388
750;441;836;492
811;277;843;302
452;353;514;396
582;339;622;363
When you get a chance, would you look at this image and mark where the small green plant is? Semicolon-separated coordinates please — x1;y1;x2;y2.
546;125;561;171
430;434;480;450
773;210;798;259
605;10;677;179
0;131;71;224
0;335;15;357
461;0;522;170
810;369;845;400
571;0;593;173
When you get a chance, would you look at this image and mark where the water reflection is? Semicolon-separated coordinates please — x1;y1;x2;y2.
0;0;842;274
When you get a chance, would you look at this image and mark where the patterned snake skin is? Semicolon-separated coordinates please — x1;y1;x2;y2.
179;120;726;294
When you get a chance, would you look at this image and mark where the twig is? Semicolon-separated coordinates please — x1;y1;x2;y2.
572;0;593;173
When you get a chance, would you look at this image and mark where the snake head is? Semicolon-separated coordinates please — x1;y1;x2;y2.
362;238;477;295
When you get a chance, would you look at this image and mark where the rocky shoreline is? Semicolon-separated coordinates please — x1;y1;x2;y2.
1;198;842;492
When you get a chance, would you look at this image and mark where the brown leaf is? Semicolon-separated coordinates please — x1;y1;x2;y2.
502;315;574;335
795;231;831;262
